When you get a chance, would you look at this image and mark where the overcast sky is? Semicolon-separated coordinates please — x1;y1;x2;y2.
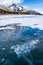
0;0;43;14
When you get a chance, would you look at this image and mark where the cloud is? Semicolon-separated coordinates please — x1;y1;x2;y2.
13;0;23;4
0;0;23;5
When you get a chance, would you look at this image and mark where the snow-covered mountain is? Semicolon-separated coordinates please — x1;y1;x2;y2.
9;3;28;12
0;3;42;15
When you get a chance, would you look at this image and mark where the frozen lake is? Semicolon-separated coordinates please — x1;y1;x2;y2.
0;15;43;30
0;15;43;65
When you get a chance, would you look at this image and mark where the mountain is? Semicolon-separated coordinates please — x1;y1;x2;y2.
9;3;42;15
0;5;16;14
28;10;42;15
0;3;42;15
9;3;28;13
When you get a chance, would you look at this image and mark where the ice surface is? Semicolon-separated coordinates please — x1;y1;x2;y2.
0;15;43;30
10;39;38;56
0;15;43;65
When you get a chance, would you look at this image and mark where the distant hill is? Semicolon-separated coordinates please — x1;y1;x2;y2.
0;4;42;15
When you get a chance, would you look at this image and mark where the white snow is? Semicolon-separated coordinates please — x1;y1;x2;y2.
0;27;15;30
0;15;43;30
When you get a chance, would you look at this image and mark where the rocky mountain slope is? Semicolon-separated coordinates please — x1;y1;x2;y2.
0;3;42;15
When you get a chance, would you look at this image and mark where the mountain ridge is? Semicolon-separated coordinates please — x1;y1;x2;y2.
0;3;42;15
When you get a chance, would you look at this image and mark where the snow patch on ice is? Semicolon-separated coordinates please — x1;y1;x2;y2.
0;15;43;30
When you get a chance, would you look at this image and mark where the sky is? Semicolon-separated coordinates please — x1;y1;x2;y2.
0;0;43;14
